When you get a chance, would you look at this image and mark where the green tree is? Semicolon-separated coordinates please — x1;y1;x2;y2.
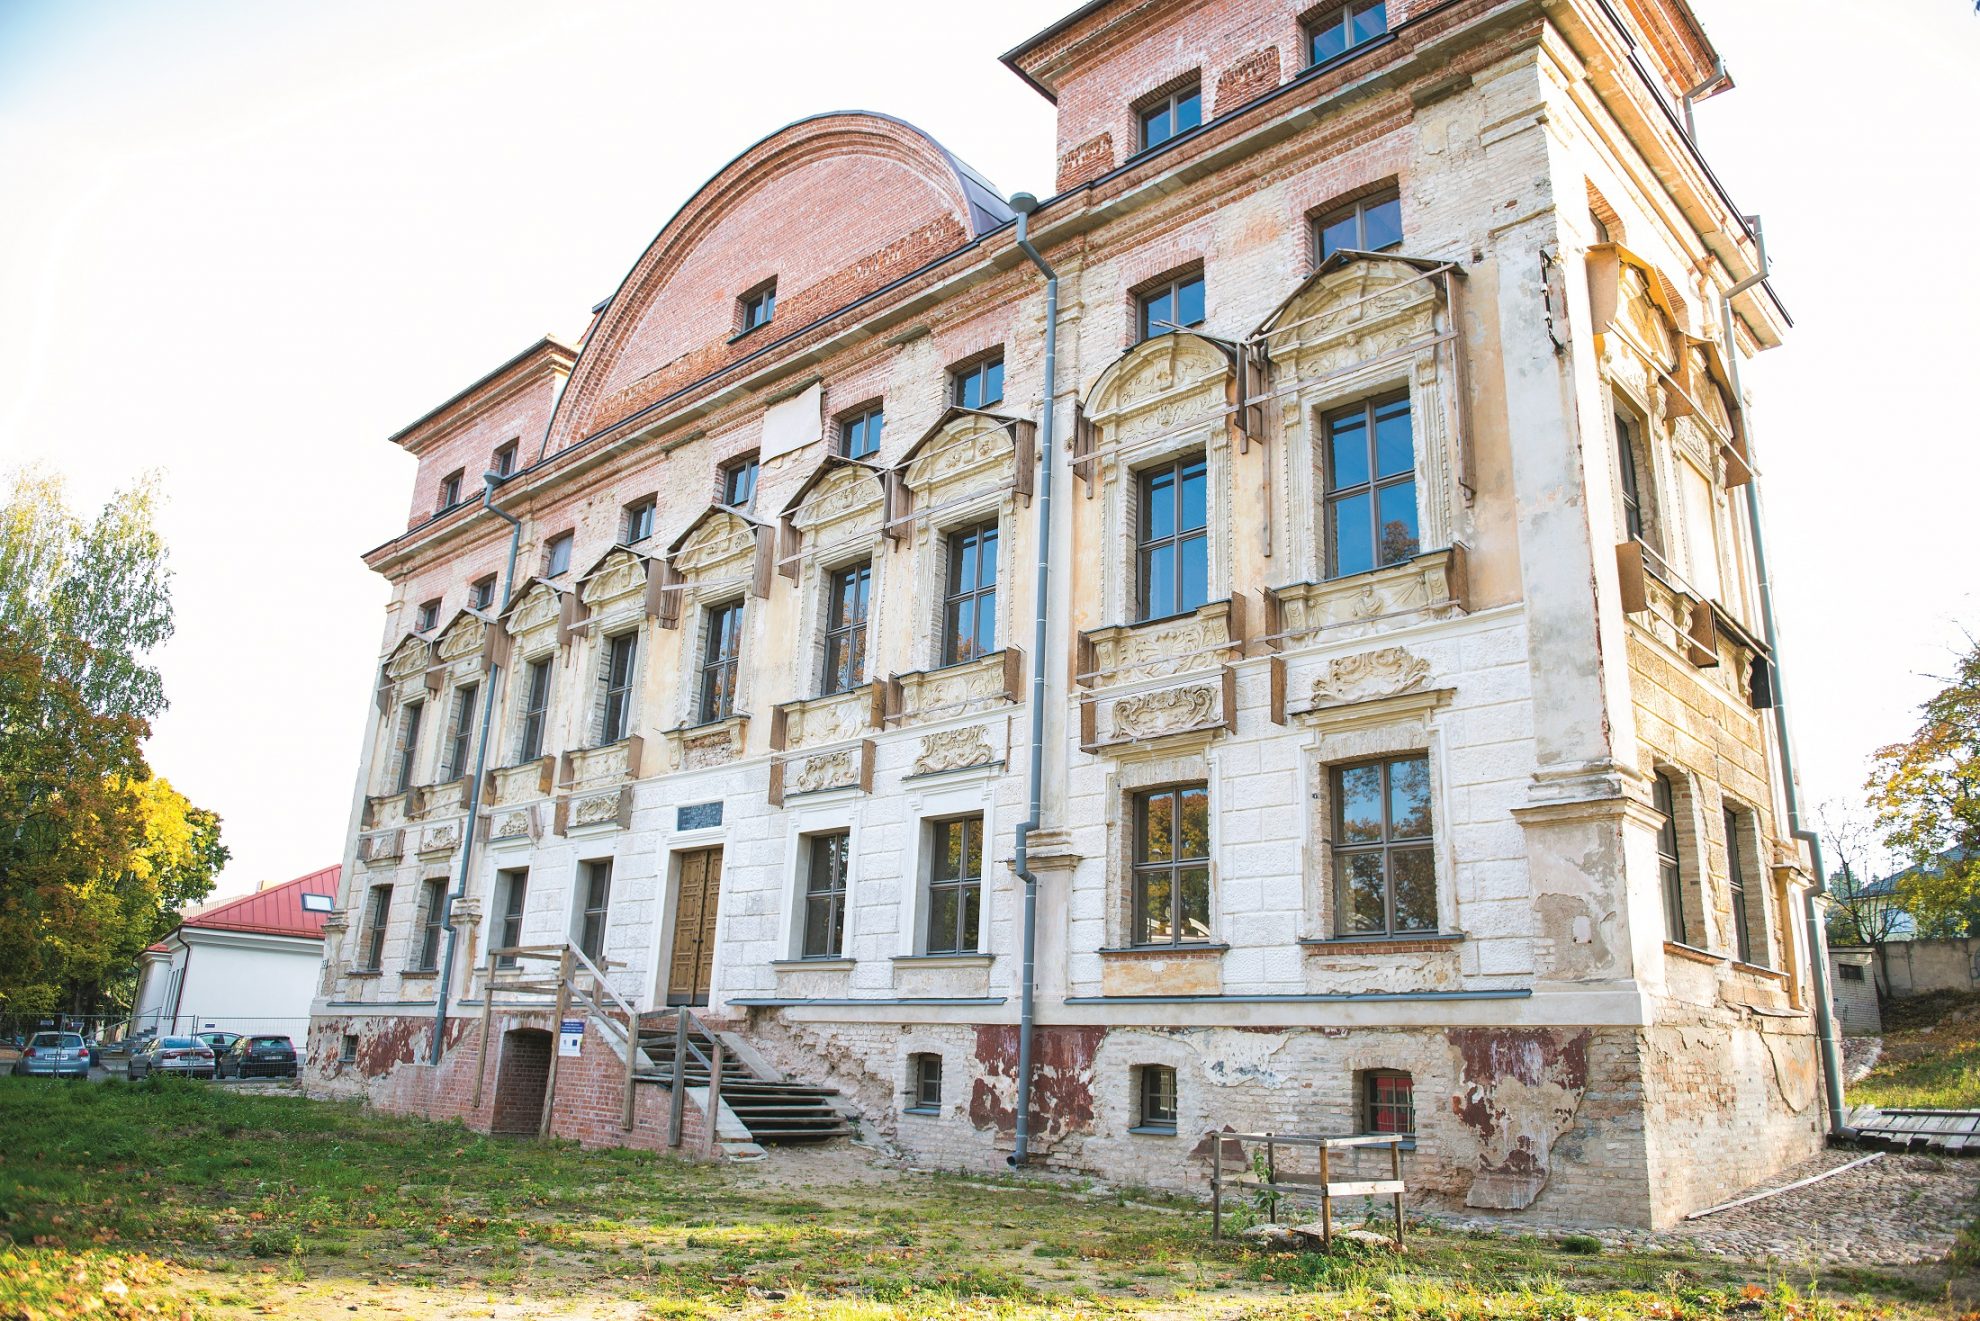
1866;637;1980;937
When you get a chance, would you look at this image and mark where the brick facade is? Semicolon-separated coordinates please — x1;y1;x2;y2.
315;0;1819;1230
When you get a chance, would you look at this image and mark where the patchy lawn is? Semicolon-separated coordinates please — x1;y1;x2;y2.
1852;990;1980;1111
0;1078;1966;1319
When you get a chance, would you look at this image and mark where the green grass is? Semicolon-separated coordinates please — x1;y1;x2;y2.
1850;989;1980;1110
0;1076;1962;1318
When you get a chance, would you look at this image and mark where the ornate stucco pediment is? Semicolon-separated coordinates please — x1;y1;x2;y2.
1309;647;1430;705
911;723;997;775
670;507;758;578
433;610;488;664
900;409;1019;494
1083;331;1235;437
786;461;883;538
578;547;649;609
503;579;564;640
384;634;432;682
1259;254;1446;374
1110;683;1220;741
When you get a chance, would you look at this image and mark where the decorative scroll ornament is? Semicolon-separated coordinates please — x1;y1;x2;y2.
794;749;856;793
1111;685;1218;740
581;551;646;607
435;614;486;663
912;724;994;775
508;584;561;635
490;809;534;841
385;638;431;682
1310;647;1430;704
571;792;621;826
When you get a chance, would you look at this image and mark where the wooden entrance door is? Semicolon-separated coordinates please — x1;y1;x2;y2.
667;847;723;1006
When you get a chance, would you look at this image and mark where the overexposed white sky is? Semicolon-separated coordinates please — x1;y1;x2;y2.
1;0;1974;900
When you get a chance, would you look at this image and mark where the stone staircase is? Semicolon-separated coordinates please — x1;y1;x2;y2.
634;1014;851;1144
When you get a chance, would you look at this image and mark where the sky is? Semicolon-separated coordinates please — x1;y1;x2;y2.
0;0;1974;900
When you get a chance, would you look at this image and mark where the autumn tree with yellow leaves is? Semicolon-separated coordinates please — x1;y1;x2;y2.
1866;638;1980;937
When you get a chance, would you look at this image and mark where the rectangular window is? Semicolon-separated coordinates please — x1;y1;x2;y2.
624;497;656;545
1839;963;1865;983
1725;807;1754;964
740;281;775;332
822;562;871;695
470;575;496;611
1136;1065;1178;1132
416;599;439;632
942;522;999;664
492;441;518;479
722;453;760;509
1325;394;1418;577
909;1054;942;1112
1362;1069;1415;1136
1655;773;1686;944
841;404;885;460
1314;190;1403;263
1138;81;1202;150
438;470;464;512
412;878;446;972
601;633;637;743
1616;410;1646;542
394;701;424;794
699;602;743;723
926;815;983;955
1308;0;1387;65
802;831;851;959
577;860;612;963
518;658;552;761
443;682;478;782
1136;455;1209;620
360;885;392;972
545;532;573;577
340;1033;358;1064
1334;755;1435;935
953;355;1005;410
1138;271;1205;341
494;869;528;969
1133;785;1211;946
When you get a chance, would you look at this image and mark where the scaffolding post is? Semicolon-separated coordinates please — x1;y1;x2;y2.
538;945;573;1139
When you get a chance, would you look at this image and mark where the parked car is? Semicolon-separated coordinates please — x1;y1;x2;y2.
194;1030;242;1058
216;1035;298;1080
126;1037;215;1080
11;1032;91;1080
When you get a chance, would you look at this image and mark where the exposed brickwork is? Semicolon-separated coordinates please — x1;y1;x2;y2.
1056;132;1116;192
1214;45;1281;116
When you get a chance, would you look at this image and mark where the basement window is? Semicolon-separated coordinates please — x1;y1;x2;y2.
906;1054;942;1114
1360;1069;1415;1139
1839;964;1865;982
1133;1065;1178;1134
340;1034;358;1064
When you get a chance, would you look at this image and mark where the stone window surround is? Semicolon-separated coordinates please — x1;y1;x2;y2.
510;645;560;768
1099;424;1228;637
1102;740;1220;951
1606;387;1664;557
777;807;864;965
1302;705;1454;942
570;854;616;967
899;775;998;960
1652;762;1713;954
583;612;647;751
896;1034;956;1117
920;488;1014;673
798;540;885;703
1720;797;1772;971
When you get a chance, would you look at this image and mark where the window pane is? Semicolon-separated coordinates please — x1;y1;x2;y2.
959;882;980;951
982;359;1003;405
1177;785;1210;860
1138;871;1173;943
1142;288;1172;338
1341;853;1386;933
1176;276;1205;328
1142;104;1170;147
1377;479;1419;565
1312;22;1347;64
1144;467;1176;539
976;526;998;585
1392;847;1436;931
1143;542;1175;618
1318;210;1358;258
1328;411;1369;489
1337;764;1384;842
1139;793;1175;863
1332;491;1373;577
1178;866;1210;940
1178;535;1208;615
971;592;997;657
1179;458;1207;531
1373;398;1413;477
1175;90;1201;132
926;887;960;954
1389;756;1432;838
803;897;836;958
1352;0;1388;44
936;821;965;880
1363;194;1402;250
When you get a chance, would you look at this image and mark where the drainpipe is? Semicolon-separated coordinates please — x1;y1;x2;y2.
428;473;524;1065
1721;219;1847;1136
1007;193;1056;1167
1680;57;1732;141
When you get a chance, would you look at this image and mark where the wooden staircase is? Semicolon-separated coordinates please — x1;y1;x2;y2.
635;1012;851;1145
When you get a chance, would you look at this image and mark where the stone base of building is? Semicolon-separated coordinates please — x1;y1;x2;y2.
305;1009;714;1153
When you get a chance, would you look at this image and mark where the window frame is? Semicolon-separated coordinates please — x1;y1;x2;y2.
1654;772;1688;945
925;814;984;956
443;681;478;782
1305;0;1388;67
1331;754;1437;937
360;884;392;972
492;441;518;479
1135;1064;1178;1133
738;280;776;334
517;657;553;762
1136;79;1203;152
624;496;657;545
1137;269;1206;342
415;599;440;632
1725;805;1757;965
951;354;1005;410
600;631;638;744
801;831;851;960
698;600;744;723
1323;392;1419;579
470;575;496;611
340;1033;359;1064
821;561;872;696
437;470;464;513
576;859;612;963
839;403;885;461
494;869;528;969
721;452;760;510
544;532;574;578
941;520;1000;665
1131;784;1212;947
411;878;446;973
1135;454;1210;622
393;701;424;795
1361;1068;1415;1139
1312;189;1403;264
908;1053;943;1113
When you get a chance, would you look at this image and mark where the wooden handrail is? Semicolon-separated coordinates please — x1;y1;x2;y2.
1210;1131;1408;1249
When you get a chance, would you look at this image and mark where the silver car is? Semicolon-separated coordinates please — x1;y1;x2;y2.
11;1032;91;1079
125;1036;215;1080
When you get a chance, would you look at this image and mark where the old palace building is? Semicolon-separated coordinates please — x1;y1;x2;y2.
310;0;1839;1228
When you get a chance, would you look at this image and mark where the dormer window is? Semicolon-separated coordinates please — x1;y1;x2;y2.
437;470;464;512
739;280;776;334
1137;80;1202;151
1307;0;1387;66
492;441;518;479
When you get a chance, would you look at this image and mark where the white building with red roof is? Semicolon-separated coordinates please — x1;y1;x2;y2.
130;865;340;1045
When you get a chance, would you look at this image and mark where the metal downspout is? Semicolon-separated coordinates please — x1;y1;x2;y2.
1008;193;1056;1167
1721;219;1847;1135
427;474;524;1065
